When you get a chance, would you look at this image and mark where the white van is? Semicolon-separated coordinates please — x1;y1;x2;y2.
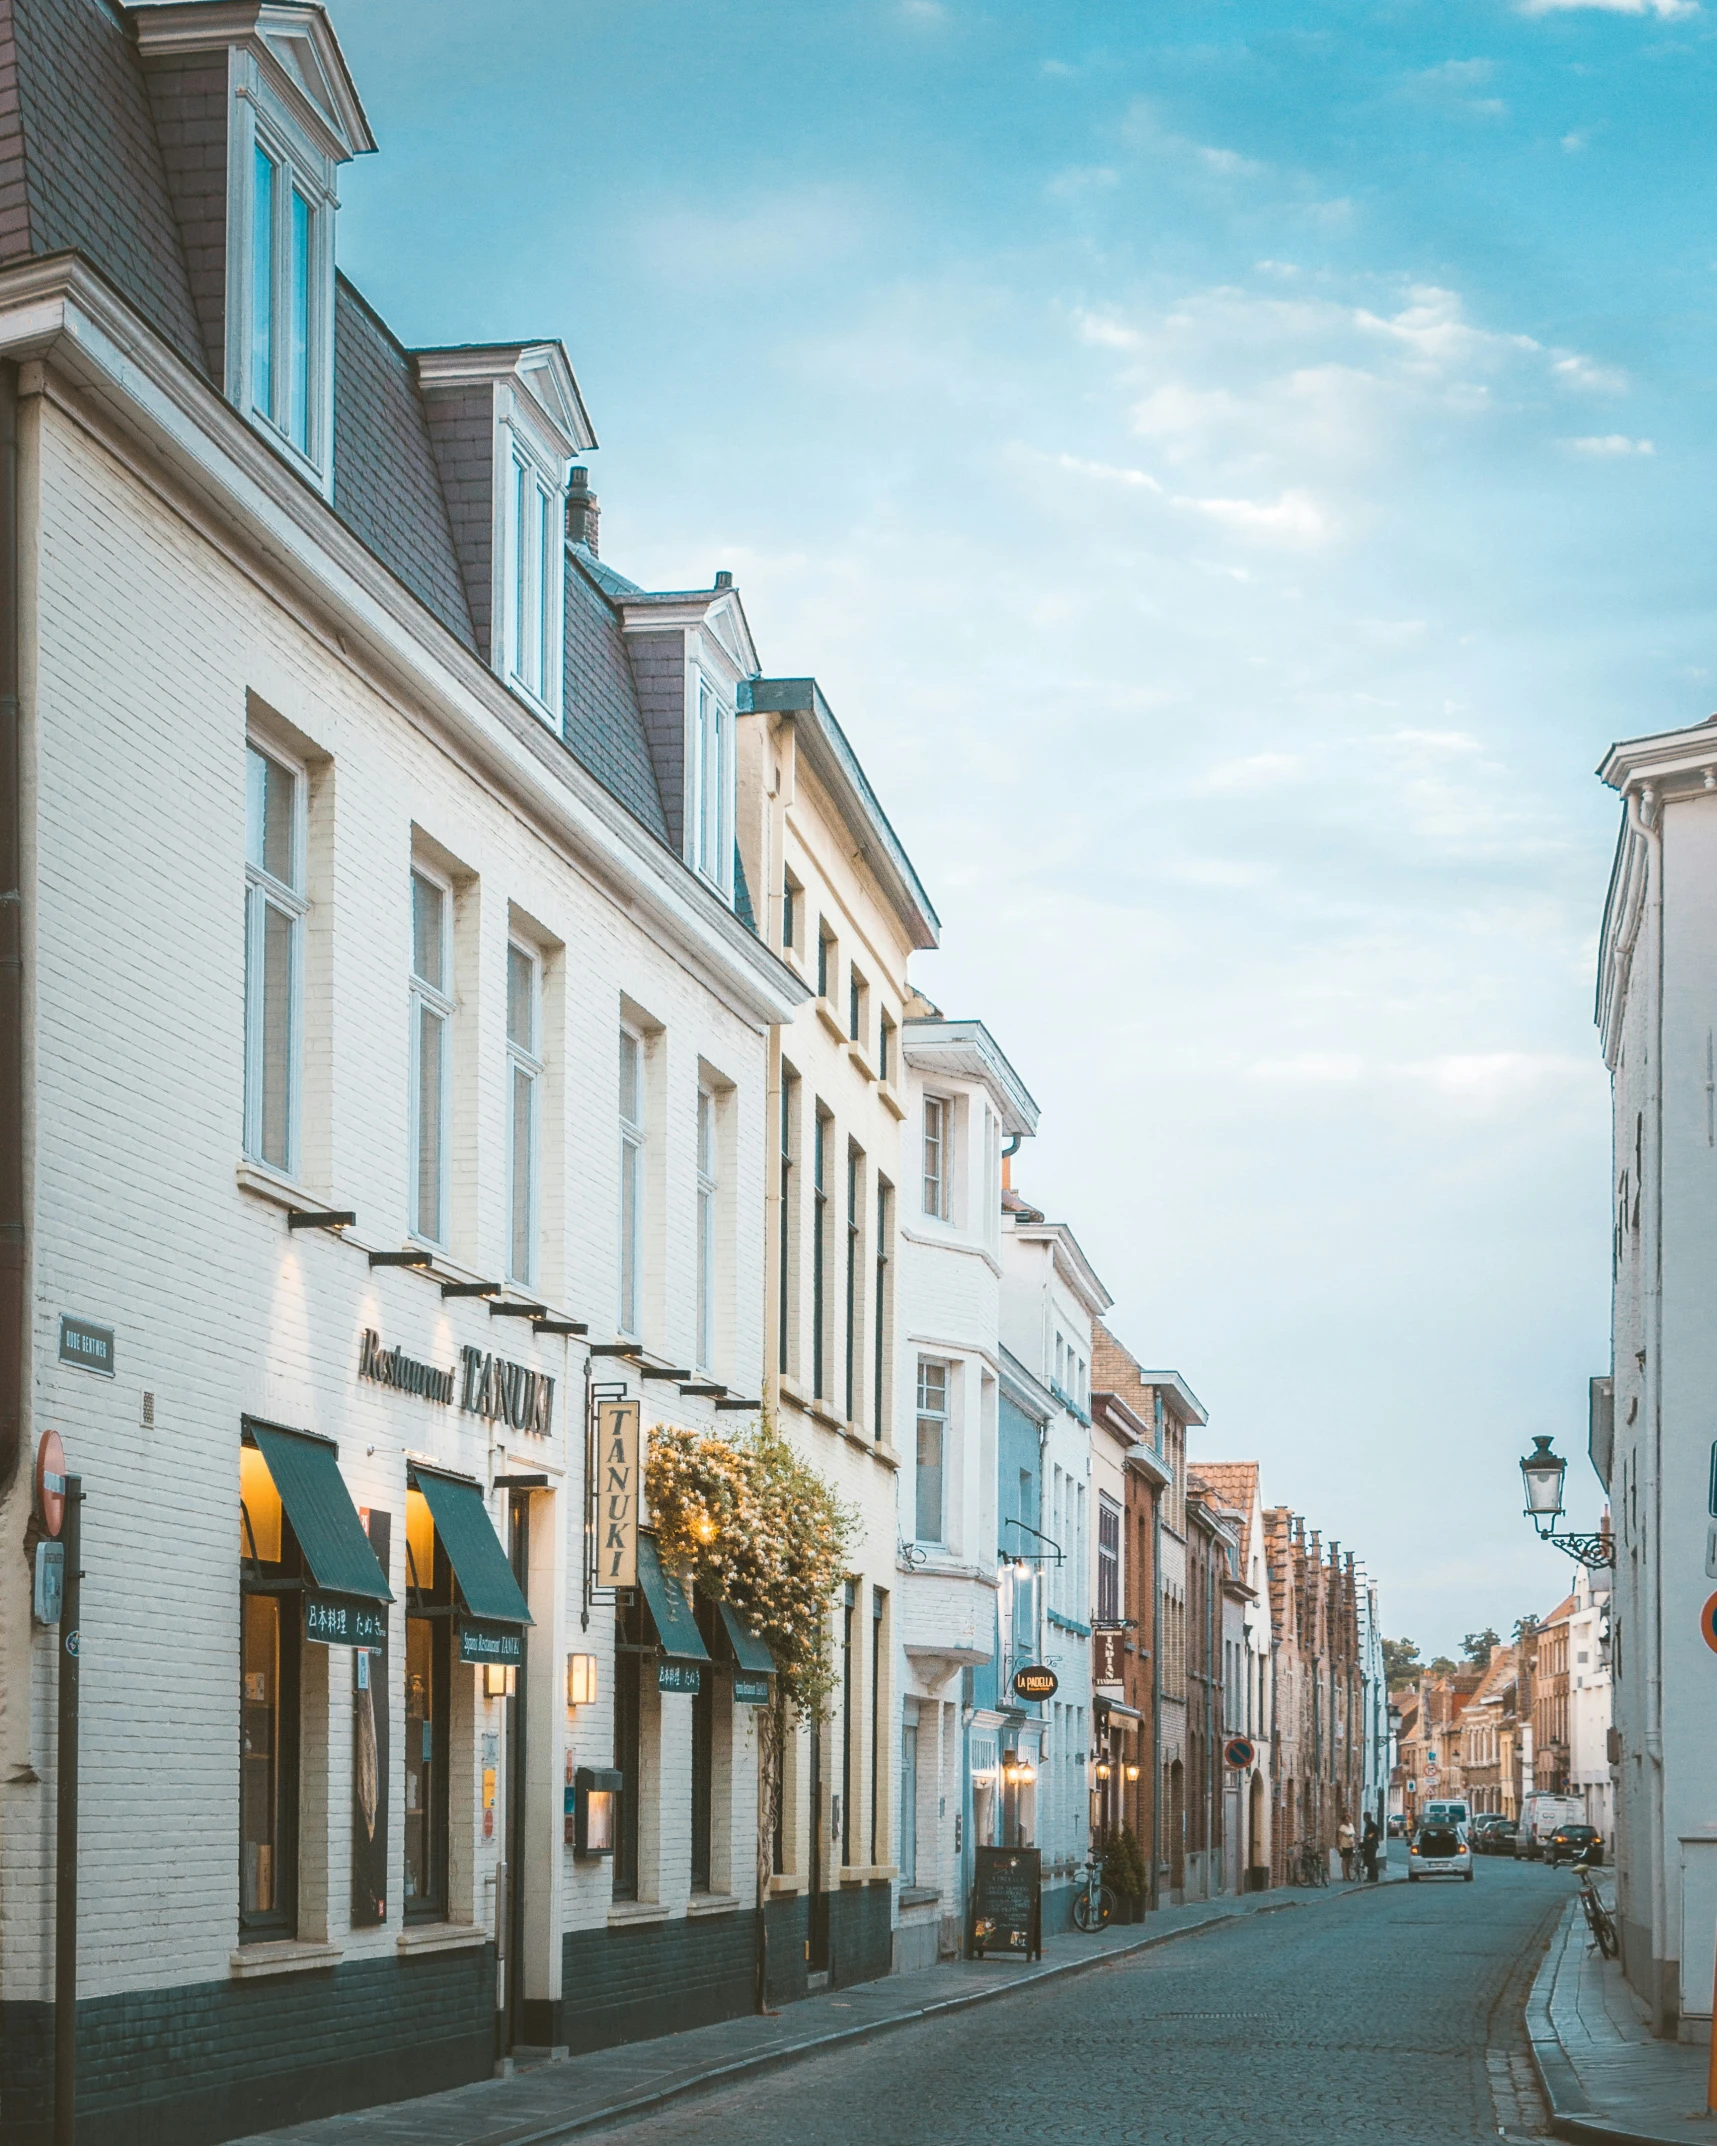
1516;1792;1583;1860
1422;1799;1470;1834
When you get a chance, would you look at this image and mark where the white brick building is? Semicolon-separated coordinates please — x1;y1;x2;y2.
892;1013;1038;1971
0;5;810;2136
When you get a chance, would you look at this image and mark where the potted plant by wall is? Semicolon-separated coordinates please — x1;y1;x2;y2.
1102;1824;1149;1923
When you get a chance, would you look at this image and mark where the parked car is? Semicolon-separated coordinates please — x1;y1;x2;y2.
1545;1823;1602;1868
1474;1817;1518;1856
1409;1823;1474;1883
1387;1813;1406;1838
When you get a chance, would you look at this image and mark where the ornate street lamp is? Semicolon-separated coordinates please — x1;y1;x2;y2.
1518;1435;1612;1568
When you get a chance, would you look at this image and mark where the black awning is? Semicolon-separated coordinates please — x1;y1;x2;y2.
248;1422;391;1602
411;1467;532;1626
636;1534;709;1666
718;1601;775;1676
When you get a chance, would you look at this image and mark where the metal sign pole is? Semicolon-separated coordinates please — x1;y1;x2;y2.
54;1474;82;2146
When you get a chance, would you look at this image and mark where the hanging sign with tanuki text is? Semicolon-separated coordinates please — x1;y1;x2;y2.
598;1398;640;1589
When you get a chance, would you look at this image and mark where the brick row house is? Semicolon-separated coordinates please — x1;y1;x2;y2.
1262;1512;1368;1880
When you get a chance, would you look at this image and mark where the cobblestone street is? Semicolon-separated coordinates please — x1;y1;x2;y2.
585;1863;1569;2146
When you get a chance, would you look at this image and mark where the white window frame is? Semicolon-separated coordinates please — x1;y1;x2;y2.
408;866;454;1248
619;1027;645;1338
226;78;337;491
922;1095;948;1220
695;1086;717;1372
691;671;733;899
243;739;307;1177
494;397;567;726
914;1357;948;1545
506;942;542;1287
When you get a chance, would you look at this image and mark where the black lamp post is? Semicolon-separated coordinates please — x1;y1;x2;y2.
1518;1435;1612;1569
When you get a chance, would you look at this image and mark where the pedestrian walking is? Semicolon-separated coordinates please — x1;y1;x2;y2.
1362;1814;1381;1883
1338;1817;1357;1882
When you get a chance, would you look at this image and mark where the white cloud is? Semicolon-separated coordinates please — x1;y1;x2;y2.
1046;165;1118;200
1552;352;1629;393
1521;0;1696;15
1562;131;1588;151
1564;433;1655;455
1180;487;1333;545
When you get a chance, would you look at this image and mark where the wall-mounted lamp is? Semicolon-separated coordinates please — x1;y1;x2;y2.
573;1766;622;1857
484;1664;516;1699
567;1653;599;1709
1125;1763;1141;1782
1095;1760;1112;1782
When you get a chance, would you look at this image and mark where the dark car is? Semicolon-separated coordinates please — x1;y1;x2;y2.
1474;1817;1518;1856
1545;1823;1602;1867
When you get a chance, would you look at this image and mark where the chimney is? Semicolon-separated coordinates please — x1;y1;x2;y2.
567;466;600;555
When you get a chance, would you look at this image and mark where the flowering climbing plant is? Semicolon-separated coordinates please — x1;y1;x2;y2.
644;1416;855;2014
643;1417;853;1720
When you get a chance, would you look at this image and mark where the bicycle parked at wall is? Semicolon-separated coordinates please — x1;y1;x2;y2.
1292;1841;1329;1888
1577;1866;1619;1959
1072;1854;1116;1931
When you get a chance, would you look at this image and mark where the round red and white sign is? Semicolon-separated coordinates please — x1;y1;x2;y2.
34;1428;65;1539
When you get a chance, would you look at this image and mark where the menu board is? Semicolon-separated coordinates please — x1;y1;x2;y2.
969;1845;1042;1960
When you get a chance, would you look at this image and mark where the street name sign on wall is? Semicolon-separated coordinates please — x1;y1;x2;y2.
58;1315;113;1377
599;1398;640;1588
969;1846;1042;1961
1013;1663;1058;1700
733;1673;769;1705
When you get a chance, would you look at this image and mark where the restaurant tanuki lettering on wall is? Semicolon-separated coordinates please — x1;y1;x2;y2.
356;1328;554;1436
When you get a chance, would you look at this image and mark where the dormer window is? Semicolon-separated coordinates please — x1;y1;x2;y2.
692;673;732;896
248;136;319;458
415;343;595;726
133;4;376;497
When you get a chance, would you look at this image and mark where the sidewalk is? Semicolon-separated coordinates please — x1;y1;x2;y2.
1528;1887;1717;2146
236;1873;1399;2146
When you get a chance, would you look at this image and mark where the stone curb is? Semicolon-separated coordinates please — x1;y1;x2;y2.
467;1885;1388;2146
1525;1900;1711;2146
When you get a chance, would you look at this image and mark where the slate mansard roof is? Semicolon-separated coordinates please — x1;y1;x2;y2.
0;0;677;845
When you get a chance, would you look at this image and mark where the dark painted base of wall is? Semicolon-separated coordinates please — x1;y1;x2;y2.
536;1883;891;2059
0;1944;495;2146
1041;1880;1077;1937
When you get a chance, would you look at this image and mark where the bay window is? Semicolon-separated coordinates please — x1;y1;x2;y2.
248;134;321;465
915;1359;947;1544
692;675;731;897
508;452;557;707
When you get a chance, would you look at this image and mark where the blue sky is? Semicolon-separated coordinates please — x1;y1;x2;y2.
331;0;1713;1655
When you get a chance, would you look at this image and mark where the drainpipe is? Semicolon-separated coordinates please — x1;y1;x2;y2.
1627;779;1668;2010
0;361;22;1508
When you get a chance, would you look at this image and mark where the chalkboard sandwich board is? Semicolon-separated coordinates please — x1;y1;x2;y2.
969;1845;1042;1960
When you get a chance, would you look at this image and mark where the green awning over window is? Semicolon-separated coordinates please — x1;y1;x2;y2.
411;1468;532;1627
249;1422;392;1603
636;1534;708;1665
719;1601;775;1677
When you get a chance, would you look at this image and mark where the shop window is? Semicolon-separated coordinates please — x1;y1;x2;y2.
409;868;453;1244
613;1593;645;1902
506;944;541;1285
243;741;305;1177
403;1487;451;1922
690;1597;718;1893
899;1701;919;1888
239;1444;301;1941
